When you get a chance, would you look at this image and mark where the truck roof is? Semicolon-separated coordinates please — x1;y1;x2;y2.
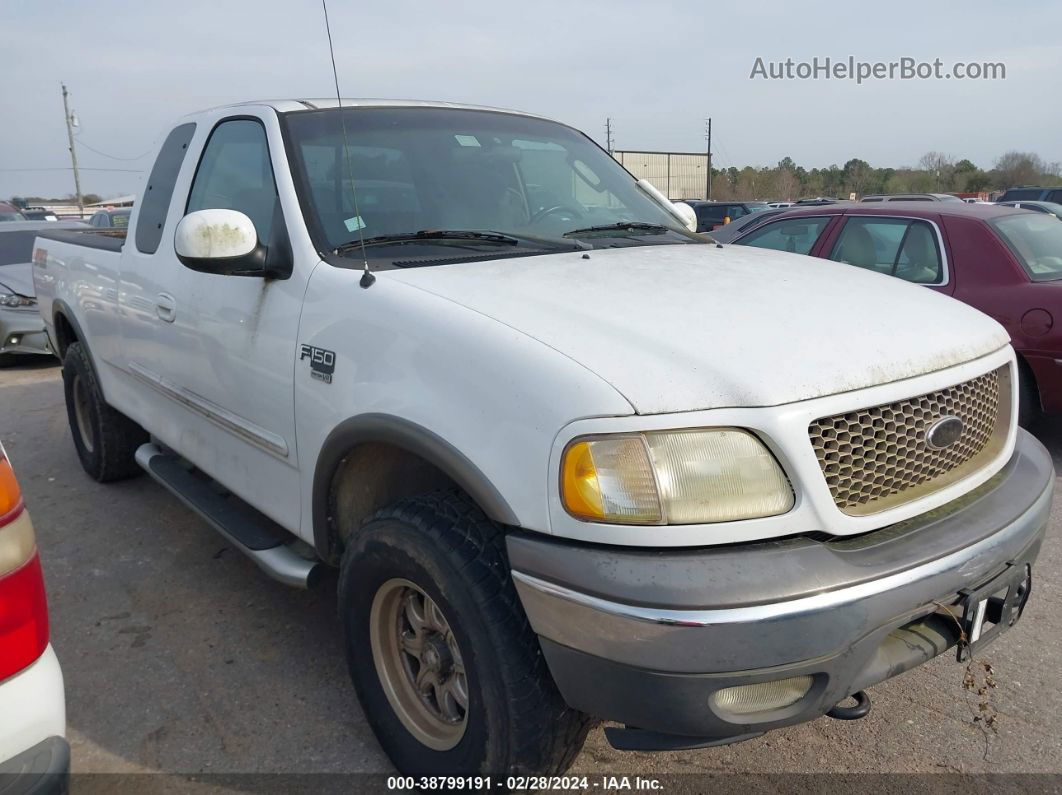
190;98;551;120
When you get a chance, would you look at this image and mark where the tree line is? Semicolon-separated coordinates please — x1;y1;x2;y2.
709;150;1061;202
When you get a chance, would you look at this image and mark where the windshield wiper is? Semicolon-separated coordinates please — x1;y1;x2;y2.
562;221;671;238
336;230;522;254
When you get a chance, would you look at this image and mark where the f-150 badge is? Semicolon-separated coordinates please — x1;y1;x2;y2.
300;344;335;384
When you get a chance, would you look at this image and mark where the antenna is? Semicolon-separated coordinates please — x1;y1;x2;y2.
321;0;374;288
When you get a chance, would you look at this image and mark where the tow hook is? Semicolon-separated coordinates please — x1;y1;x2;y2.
826;690;872;720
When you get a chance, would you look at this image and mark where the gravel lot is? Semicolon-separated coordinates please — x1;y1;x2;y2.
3;359;1062;786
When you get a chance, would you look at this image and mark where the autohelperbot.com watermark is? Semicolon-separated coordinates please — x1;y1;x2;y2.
750;56;1006;83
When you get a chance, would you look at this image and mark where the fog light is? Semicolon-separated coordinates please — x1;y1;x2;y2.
710;676;813;716
9;336;19;345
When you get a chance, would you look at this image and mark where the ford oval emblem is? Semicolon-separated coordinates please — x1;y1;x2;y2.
926;416;964;450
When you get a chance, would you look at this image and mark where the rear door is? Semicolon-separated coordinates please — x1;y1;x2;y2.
822;214;954;295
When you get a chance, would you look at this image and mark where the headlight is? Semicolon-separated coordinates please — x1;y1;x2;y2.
561;428;793;525
0;292;35;310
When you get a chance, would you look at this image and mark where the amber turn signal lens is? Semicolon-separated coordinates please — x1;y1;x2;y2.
561;441;605;520
561;437;663;524
0;454;22;524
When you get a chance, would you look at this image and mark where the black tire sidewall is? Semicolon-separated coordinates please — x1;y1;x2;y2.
62;344;103;476
340;520;510;777
1018;362;1041;428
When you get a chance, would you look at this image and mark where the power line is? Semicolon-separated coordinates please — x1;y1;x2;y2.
74;138;153;162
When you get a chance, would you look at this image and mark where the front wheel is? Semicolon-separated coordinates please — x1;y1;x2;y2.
1017;361;1042;428
338;491;591;777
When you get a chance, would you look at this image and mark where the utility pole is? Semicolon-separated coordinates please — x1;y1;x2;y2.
605;117;614;154
61;83;83;217
704;117;712;200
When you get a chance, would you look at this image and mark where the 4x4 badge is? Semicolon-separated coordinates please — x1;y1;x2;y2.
299;344;335;384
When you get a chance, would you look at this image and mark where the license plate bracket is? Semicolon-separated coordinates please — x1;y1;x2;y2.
957;563;1031;661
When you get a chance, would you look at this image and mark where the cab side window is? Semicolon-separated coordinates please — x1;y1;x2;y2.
186;119;278;245
828;217;944;284
738;216;830;255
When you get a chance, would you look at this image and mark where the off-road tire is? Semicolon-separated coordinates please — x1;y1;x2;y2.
338;490;592;778
62;341;147;482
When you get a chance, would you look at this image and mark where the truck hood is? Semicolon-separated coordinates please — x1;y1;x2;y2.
0;263;33;297
385;243;1010;414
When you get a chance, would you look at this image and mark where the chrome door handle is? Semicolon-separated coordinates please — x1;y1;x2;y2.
156;293;176;323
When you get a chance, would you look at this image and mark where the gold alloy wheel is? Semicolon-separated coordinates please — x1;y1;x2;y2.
369;578;469;750
72;374;95;453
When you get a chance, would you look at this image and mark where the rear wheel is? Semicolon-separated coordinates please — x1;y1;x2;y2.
338;491;591;777
62;342;147;481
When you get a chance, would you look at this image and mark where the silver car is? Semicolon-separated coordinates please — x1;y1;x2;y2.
0;220;88;365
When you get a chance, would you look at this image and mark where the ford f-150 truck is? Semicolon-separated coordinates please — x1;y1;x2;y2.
32;99;1052;777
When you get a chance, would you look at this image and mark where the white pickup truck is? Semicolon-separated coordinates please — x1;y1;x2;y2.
33;99;1052;777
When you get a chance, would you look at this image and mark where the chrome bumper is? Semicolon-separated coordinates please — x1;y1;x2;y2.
508;429;1052;740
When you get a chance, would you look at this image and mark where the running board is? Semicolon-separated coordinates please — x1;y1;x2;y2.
135;443;321;589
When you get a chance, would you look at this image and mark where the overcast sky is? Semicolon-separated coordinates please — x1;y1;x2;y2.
2;0;1060;199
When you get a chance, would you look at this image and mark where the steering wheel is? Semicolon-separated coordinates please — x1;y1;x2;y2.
529;204;584;225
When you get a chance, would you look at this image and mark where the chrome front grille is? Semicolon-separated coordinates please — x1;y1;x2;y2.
809;365;1012;516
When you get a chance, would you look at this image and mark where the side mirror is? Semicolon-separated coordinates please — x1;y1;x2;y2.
635;178;698;232
175;209;267;276
671;201;698;232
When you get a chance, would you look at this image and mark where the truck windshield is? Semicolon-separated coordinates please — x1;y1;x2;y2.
991;213;1062;281
283;107;695;258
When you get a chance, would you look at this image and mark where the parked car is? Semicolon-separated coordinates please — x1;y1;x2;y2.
0;440;68;789
0;221;88;365
87;208;131;229
996;200;1062;220
0;202;26;223
33;99;1051;777
706;207;785;242
860;193;964;203
731;202;1062;422
998;186;1062;204
794;197;841;206
767;201;794;209
679;200;769;231
20;208;59;222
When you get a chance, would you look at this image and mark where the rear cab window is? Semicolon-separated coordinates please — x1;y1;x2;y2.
828;216;944;284
135;123;197;254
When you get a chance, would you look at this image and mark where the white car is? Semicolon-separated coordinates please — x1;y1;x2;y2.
0;442;67;790
32;99;1051;777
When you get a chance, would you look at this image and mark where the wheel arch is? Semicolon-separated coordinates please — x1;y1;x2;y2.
51;301;80;359
312;414;519;564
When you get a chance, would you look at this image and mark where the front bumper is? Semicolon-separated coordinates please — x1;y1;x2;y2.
0;309;52;358
509;429;1053;744
0;737;69;794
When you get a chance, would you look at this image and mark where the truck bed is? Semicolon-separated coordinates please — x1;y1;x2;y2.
34;227;125;253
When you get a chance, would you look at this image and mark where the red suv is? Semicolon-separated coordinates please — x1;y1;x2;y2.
732;202;1062;423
